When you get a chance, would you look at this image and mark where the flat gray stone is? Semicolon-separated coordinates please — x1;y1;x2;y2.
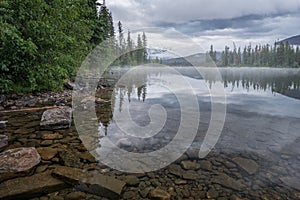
211;174;244;191
52;166;126;199
280;176;300;191
232;157;259;175
40;107;72;130
0;172;68;200
0;147;40;173
0;135;8;149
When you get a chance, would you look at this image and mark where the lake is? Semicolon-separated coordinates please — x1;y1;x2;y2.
1;66;300;199
90;66;300;198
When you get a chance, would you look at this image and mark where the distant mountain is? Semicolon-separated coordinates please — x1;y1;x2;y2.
163;52;222;66
147;48;178;60
277;35;300;46
162;53;206;66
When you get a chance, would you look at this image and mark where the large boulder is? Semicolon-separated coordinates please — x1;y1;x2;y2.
0;147;40;173
40;107;72;130
0;135;8;149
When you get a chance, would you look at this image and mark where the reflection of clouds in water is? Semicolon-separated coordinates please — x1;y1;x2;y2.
97;67;300;155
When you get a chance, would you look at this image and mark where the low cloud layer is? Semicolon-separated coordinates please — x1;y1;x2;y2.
107;0;300;51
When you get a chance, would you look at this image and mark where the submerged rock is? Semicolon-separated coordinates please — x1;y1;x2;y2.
0;147;40;173
232;157;259;175
59;150;82;168
280;176;300;191
211;174;244;191
0;135;8;149
180;160;200;170
40;107;72;130
0;172;68;199
37;147;59;161
149;188;171;200
52;166;126;199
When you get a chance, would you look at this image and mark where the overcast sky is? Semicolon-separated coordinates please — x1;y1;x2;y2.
107;0;300;53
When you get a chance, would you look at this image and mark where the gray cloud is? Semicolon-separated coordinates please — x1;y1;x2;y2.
107;0;300;51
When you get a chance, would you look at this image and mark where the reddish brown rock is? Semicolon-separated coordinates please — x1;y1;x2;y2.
0;147;41;173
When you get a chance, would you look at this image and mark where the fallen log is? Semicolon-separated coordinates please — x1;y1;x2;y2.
0;106;59;113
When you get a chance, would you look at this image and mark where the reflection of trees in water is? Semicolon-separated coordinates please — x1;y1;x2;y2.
95;69;149;133
201;68;300;96
96;67;300;132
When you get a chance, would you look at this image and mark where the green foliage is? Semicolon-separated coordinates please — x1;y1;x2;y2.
113;26;149;66
0;0;115;92
215;42;300;68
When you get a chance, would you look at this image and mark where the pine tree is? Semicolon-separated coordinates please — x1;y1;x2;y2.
136;34;143;64
142;32;148;63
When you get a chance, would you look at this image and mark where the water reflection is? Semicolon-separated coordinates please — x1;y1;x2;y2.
96;67;300;134
92;68;299;165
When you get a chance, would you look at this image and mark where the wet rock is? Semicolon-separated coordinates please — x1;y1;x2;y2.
232;157;259;175
15;128;35;134
182;170;200;180
41;133;63;140
65;191;86;200
0;121;7;129
198;160;212;171
206;188;219;199
175;180;187;185
181;160;200;170
40;140;53;146
149;188;171;200
168;164;184;178
37;147;59;161
0;147;40;173
52;166;126;199
211;174;244;191
0;172;68;199
64;79;75;90
40;107;72;130
0;95;6;104
0;134;8;148
117;138;132;148
139;187;153;198
123;175;140;186
59;150;82;168
123;191;137;199
76;151;96;163
182;188;190;198
280;176;300;191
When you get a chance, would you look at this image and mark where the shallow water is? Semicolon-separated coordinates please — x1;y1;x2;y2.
93;66;300;197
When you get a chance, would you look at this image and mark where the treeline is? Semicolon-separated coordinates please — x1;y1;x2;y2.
207;42;300;68
1;0;116;92
113;21;148;66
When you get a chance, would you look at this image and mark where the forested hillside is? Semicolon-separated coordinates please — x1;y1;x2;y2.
0;0;114;92
208;42;300;68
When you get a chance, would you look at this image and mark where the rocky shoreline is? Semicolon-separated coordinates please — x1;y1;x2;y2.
0;90;299;200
